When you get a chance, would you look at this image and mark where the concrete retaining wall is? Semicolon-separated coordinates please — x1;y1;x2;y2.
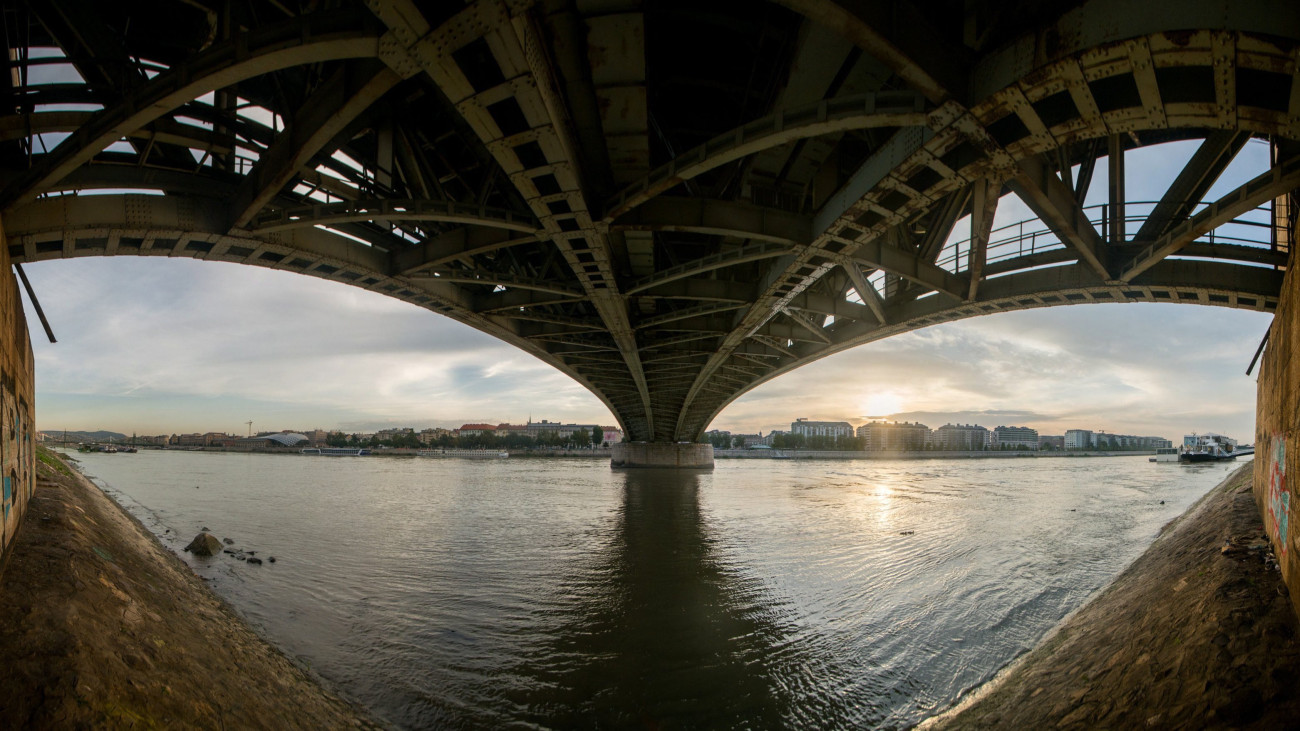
1256;260;1300;616
611;442;714;468
0;221;36;564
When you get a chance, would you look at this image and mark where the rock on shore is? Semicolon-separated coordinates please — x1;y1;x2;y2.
183;531;223;556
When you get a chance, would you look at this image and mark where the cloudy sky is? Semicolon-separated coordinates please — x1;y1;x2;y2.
21;139;1277;442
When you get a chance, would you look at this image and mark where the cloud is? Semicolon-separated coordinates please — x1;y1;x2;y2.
26;258;611;434
712;303;1269;441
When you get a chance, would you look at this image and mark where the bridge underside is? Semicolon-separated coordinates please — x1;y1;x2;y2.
1;0;1297;443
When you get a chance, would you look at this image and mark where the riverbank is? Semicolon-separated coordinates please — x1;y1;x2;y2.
0;448;381;729
927;463;1300;729
54;445;617;458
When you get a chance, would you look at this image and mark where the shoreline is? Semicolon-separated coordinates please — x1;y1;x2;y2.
924;463;1300;729
55;444;618;458
54;445;1164;462
0;448;381;729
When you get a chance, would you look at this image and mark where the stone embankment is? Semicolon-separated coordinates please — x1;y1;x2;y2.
0;448;381;729
928;464;1300;729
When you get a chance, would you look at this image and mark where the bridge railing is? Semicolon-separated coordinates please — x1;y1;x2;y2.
935;200;1281;276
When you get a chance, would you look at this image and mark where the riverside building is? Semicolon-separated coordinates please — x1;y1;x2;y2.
857;421;931;451
171;432;236;447
1038;435;1066;451
791;418;854;439
1063;429;1173;450
525;419;603;441
933;423;990;451
418;428;451;444
991;425;1039;450
1064;429;1094;449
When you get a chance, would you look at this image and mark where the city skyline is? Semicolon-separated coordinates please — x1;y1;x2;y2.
54;408;1179;443
23;139;1273;443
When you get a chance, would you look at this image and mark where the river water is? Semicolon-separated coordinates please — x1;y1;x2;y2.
64;450;1243;729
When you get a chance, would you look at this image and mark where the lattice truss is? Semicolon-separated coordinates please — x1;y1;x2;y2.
0;0;1297;441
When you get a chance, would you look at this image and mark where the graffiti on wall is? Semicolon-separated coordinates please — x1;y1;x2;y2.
1;369;11;522
0;248;35;557
0;368;28;531
1267;433;1289;556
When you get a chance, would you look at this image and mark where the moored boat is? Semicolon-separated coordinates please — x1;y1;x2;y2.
417;449;509;459
1150;447;1180;463
301;447;371;456
1179;433;1238;462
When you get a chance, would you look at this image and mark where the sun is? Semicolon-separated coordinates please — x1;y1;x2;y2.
861;391;905;418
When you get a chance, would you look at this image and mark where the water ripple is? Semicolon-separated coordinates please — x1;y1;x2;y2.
68;450;1242;729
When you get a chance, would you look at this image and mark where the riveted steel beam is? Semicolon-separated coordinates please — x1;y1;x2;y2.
639;332;722;351
607;91;929;220
1119;156;1300;282
229;61;403;229
610;198;811;246
771;0;969;104
252;198;538;234
0;9;386;212
0;112;233;156
846;239;966;299
781;307;832;344
369;0;656;438
13;1;1300;447
1133;131;1250;244
409;269;584;297
1008;154;1110;281
626;240;794;295
393;228;541;275
967;176;999;301
814;125;934;238
970;0;1300;101
636;303;748;329
838;259;887;324
635;278;754;304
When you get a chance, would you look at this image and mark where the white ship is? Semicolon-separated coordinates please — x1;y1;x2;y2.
418;449;509;459
1179;433;1238;462
301;447;371;456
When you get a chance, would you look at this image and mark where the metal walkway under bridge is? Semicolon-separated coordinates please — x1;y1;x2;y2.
2;0;1298;446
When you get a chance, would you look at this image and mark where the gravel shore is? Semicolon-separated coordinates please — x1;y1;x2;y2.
929;463;1300;729
0;448;382;729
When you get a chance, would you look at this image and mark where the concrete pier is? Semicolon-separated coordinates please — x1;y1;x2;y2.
611;443;714;469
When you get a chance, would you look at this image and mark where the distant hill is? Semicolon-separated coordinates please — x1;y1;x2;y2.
48;430;128;443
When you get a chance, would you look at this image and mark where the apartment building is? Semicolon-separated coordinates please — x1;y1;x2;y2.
857;421;931;450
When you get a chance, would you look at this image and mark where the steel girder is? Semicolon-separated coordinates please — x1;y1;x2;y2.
2;0;1298;442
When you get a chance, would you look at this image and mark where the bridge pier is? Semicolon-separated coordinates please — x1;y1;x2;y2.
611;442;714;469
